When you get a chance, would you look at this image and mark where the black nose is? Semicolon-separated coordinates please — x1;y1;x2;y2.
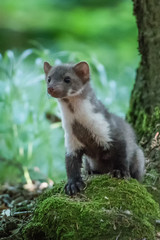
48;87;54;94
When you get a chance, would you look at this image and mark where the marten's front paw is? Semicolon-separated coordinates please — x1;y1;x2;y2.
64;178;85;196
112;169;130;179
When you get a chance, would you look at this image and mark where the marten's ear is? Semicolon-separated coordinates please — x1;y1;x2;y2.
44;62;52;75
73;61;90;83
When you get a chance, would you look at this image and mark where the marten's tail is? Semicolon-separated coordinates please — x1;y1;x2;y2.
130;147;145;181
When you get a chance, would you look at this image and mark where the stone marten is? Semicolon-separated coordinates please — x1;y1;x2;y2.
44;61;145;196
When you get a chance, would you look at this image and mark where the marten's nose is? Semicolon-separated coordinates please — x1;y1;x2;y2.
48;87;54;94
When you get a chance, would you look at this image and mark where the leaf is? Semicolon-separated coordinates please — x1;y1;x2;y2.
17;49;33;65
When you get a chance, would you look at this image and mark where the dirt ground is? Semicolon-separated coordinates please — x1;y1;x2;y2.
0;181;51;240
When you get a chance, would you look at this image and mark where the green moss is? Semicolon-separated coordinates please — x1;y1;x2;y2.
144;169;160;204
128;106;160;140
24;223;46;240
130;106;160;205
127;105;160;204
23;175;160;240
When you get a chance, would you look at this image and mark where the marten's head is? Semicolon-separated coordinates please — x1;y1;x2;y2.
44;61;90;98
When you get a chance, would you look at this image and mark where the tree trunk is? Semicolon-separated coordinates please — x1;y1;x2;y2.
127;0;160;202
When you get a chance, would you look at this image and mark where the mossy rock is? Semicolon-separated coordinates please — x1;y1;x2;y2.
23;175;160;240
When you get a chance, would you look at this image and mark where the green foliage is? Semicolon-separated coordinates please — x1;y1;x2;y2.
0;46;137;184
0;49;65;183
0;0;139;183
0;1;139;101
23;175;160;240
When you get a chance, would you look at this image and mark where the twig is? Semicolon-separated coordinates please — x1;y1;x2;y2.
116;231;121;240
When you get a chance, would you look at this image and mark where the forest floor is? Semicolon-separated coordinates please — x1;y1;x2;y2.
1;179;160;240
0;181;50;240
0;132;160;240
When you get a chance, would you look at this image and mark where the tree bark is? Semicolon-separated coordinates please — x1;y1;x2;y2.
127;0;160;202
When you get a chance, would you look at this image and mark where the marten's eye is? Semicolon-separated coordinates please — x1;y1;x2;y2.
64;76;71;83
48;76;51;83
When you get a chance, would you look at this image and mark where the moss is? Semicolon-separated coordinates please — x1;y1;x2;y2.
23;175;160;240
127;106;160;141
144;169;160;204
24;223;46;240
130;106;160;205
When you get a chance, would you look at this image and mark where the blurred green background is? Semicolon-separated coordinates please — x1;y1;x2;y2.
0;0;139;184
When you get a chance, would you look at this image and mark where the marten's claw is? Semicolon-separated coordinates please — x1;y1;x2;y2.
65;179;85;196
112;169;130;179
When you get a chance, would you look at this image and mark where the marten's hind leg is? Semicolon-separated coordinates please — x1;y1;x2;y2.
83;156;102;176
